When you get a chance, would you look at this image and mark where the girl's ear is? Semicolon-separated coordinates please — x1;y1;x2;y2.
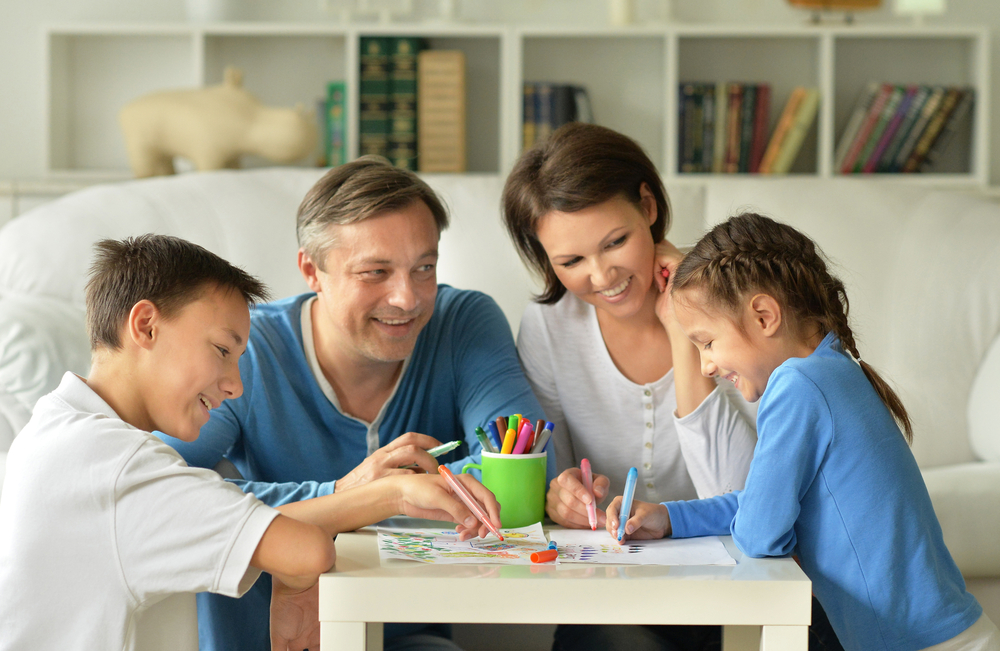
748;293;782;338
638;182;657;226
127;300;161;350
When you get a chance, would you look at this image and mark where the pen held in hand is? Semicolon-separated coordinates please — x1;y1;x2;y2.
401;440;461;469
617;467;638;542
437;465;504;541
580;458;598;531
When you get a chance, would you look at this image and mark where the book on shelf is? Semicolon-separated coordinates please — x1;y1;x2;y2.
758;87;805;174
359;37;392;159
749;84;771;173
388;37;426;171
417;49;466;173
325;81;347;167
835;83;974;174
522;83;593;149
768;88;819;174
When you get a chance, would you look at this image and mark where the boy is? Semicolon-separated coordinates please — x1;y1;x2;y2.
0;234;500;650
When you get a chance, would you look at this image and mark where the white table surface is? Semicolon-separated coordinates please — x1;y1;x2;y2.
319;518;812;651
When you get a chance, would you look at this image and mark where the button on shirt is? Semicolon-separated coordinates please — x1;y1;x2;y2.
517;294;758;504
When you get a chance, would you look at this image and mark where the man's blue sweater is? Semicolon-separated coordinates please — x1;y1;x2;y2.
665;332;980;651
161;286;552;651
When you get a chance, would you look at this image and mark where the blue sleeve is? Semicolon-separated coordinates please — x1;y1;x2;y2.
729;367;832;558
445;291;557;484
664;491;740;538
229;479;335;504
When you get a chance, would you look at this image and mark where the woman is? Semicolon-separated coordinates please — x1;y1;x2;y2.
502;123;757;651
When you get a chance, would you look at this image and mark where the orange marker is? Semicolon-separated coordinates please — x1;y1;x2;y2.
501;428;517;454
437;465;504;541
530;549;558;563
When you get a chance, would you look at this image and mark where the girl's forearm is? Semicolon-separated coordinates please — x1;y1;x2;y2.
670;332;716;417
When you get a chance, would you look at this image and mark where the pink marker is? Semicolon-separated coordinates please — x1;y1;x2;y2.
580;458;598;531
512;419;533;454
438;465;503;541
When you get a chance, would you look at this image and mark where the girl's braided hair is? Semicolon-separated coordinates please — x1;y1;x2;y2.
672;212;912;442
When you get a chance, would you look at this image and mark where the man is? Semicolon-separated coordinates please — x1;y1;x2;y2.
162;157;553;651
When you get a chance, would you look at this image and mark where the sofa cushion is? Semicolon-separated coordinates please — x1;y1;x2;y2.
923;463;1000;577
969;321;1000;463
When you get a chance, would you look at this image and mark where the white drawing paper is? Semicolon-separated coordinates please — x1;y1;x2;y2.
547;529;736;566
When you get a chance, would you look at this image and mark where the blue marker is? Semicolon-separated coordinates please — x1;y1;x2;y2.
485;421;503;452
617;467;638;542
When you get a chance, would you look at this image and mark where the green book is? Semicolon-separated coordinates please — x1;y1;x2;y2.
359;37;392;158
325;81;347;167
388;37;425;170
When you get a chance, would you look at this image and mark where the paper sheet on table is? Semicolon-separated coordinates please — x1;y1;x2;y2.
548;529;736;566
378;522;550;564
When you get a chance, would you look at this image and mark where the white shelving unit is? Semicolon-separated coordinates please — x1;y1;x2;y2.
44;22;990;184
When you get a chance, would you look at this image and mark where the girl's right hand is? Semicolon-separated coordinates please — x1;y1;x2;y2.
605;496;672;542
545;468;610;528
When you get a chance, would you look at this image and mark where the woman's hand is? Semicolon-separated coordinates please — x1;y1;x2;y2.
392;474;502;541
605;496;672;542
545;468;610;529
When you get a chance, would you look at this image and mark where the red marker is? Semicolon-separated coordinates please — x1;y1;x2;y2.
530;548;558;563
437;465;504;541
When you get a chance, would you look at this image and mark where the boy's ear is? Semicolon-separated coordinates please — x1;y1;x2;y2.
127;300;161;350
748;293;782;338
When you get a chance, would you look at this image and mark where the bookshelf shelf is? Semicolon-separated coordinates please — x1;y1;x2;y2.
44;23;989;184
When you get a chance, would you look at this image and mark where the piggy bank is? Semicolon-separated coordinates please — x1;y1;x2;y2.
119;67;317;177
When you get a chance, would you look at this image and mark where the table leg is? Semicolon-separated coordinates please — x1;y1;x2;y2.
722;625;761;651
320;621;383;651
759;625;808;651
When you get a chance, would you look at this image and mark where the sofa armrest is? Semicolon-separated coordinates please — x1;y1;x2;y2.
923;462;1000;578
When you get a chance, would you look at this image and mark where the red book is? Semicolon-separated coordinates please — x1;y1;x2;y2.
724;83;743;174
839;83;893;174
749;84;771;173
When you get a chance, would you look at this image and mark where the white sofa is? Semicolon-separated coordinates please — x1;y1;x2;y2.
1;170;998;632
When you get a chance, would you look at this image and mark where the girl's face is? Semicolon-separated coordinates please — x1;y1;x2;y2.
672;289;782;403
535;187;657;320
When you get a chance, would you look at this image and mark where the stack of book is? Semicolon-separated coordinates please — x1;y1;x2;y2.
677;82;819;175
359;36;426;170
417;50;466;173
835;83;974;174
522;83;593;150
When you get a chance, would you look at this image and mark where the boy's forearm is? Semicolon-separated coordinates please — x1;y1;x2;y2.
276;478;401;536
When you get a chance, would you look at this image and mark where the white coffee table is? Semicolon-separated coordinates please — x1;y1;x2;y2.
319;520;811;651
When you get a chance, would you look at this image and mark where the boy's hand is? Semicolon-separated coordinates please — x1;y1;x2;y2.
545;468;610;529
336;432;442;492
270;579;320;651
605;497;672;543
392;474;502;541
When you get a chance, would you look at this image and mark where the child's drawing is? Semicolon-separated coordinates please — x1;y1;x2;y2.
378;523;550;565
548;530;736;566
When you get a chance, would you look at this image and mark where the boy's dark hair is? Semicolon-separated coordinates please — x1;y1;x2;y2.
502;123;671;305
297;155;449;269
86;234;270;351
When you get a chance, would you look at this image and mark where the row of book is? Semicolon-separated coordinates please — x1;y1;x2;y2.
522;83;593;150
678;82;820;175
835;83;974;174
357;37;467;172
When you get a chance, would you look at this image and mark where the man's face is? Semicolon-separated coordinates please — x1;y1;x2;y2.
303;201;439;365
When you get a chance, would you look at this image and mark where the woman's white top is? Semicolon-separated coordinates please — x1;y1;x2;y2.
517;293;758;504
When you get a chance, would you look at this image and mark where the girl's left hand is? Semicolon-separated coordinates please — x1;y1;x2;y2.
605;496;672;542
653;240;684;331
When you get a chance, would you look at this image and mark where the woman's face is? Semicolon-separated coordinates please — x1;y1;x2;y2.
535;187;657;319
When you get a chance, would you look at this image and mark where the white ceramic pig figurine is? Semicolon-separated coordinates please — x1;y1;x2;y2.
119;67;317;177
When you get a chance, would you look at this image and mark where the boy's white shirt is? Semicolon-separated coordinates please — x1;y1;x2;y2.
0;372;278;651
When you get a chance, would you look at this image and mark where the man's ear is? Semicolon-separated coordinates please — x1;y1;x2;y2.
748;293;782;338
298;248;323;293
127;300;160;350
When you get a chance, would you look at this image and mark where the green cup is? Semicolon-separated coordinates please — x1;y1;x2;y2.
462;451;547;529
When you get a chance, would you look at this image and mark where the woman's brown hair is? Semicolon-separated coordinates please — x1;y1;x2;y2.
672;212;913;442
501;123;671;304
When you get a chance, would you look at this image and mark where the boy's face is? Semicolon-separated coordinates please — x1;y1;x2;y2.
144;285;250;441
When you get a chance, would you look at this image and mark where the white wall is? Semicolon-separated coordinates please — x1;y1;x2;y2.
2;0;1000;182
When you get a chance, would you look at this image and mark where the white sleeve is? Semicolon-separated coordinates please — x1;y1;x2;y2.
114;438;280;603
517;304;575;475
673;379;758;498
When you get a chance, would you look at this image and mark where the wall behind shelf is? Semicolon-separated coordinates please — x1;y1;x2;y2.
2;1;1000;182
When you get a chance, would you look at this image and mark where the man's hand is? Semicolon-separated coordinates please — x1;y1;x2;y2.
336;432;442;492
270;579;320;651
605;497;671;543
545;468;610;529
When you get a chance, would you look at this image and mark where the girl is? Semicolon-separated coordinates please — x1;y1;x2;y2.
608;212;999;651
503;123;759;651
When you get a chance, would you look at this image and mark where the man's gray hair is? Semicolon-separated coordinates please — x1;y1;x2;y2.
296;156;449;268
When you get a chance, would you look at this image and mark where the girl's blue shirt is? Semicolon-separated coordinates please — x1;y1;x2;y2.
665;331;980;651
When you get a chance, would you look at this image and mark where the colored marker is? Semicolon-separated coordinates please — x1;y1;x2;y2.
509;414;520;438
512;420;533;454
580;458;598;531
535;419;546;436
437;465;503;541
523;426;536;454
531;422;554;454
485;421;503;451
496;416;508;437
617;467;638;542
501;428;517;454
474;426;495;454
530;548;558;563
402;440;461;468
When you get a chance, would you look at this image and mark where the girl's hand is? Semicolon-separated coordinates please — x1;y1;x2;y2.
652;240;686;334
545;468;610;529
392;474;502;541
605;496;672;542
